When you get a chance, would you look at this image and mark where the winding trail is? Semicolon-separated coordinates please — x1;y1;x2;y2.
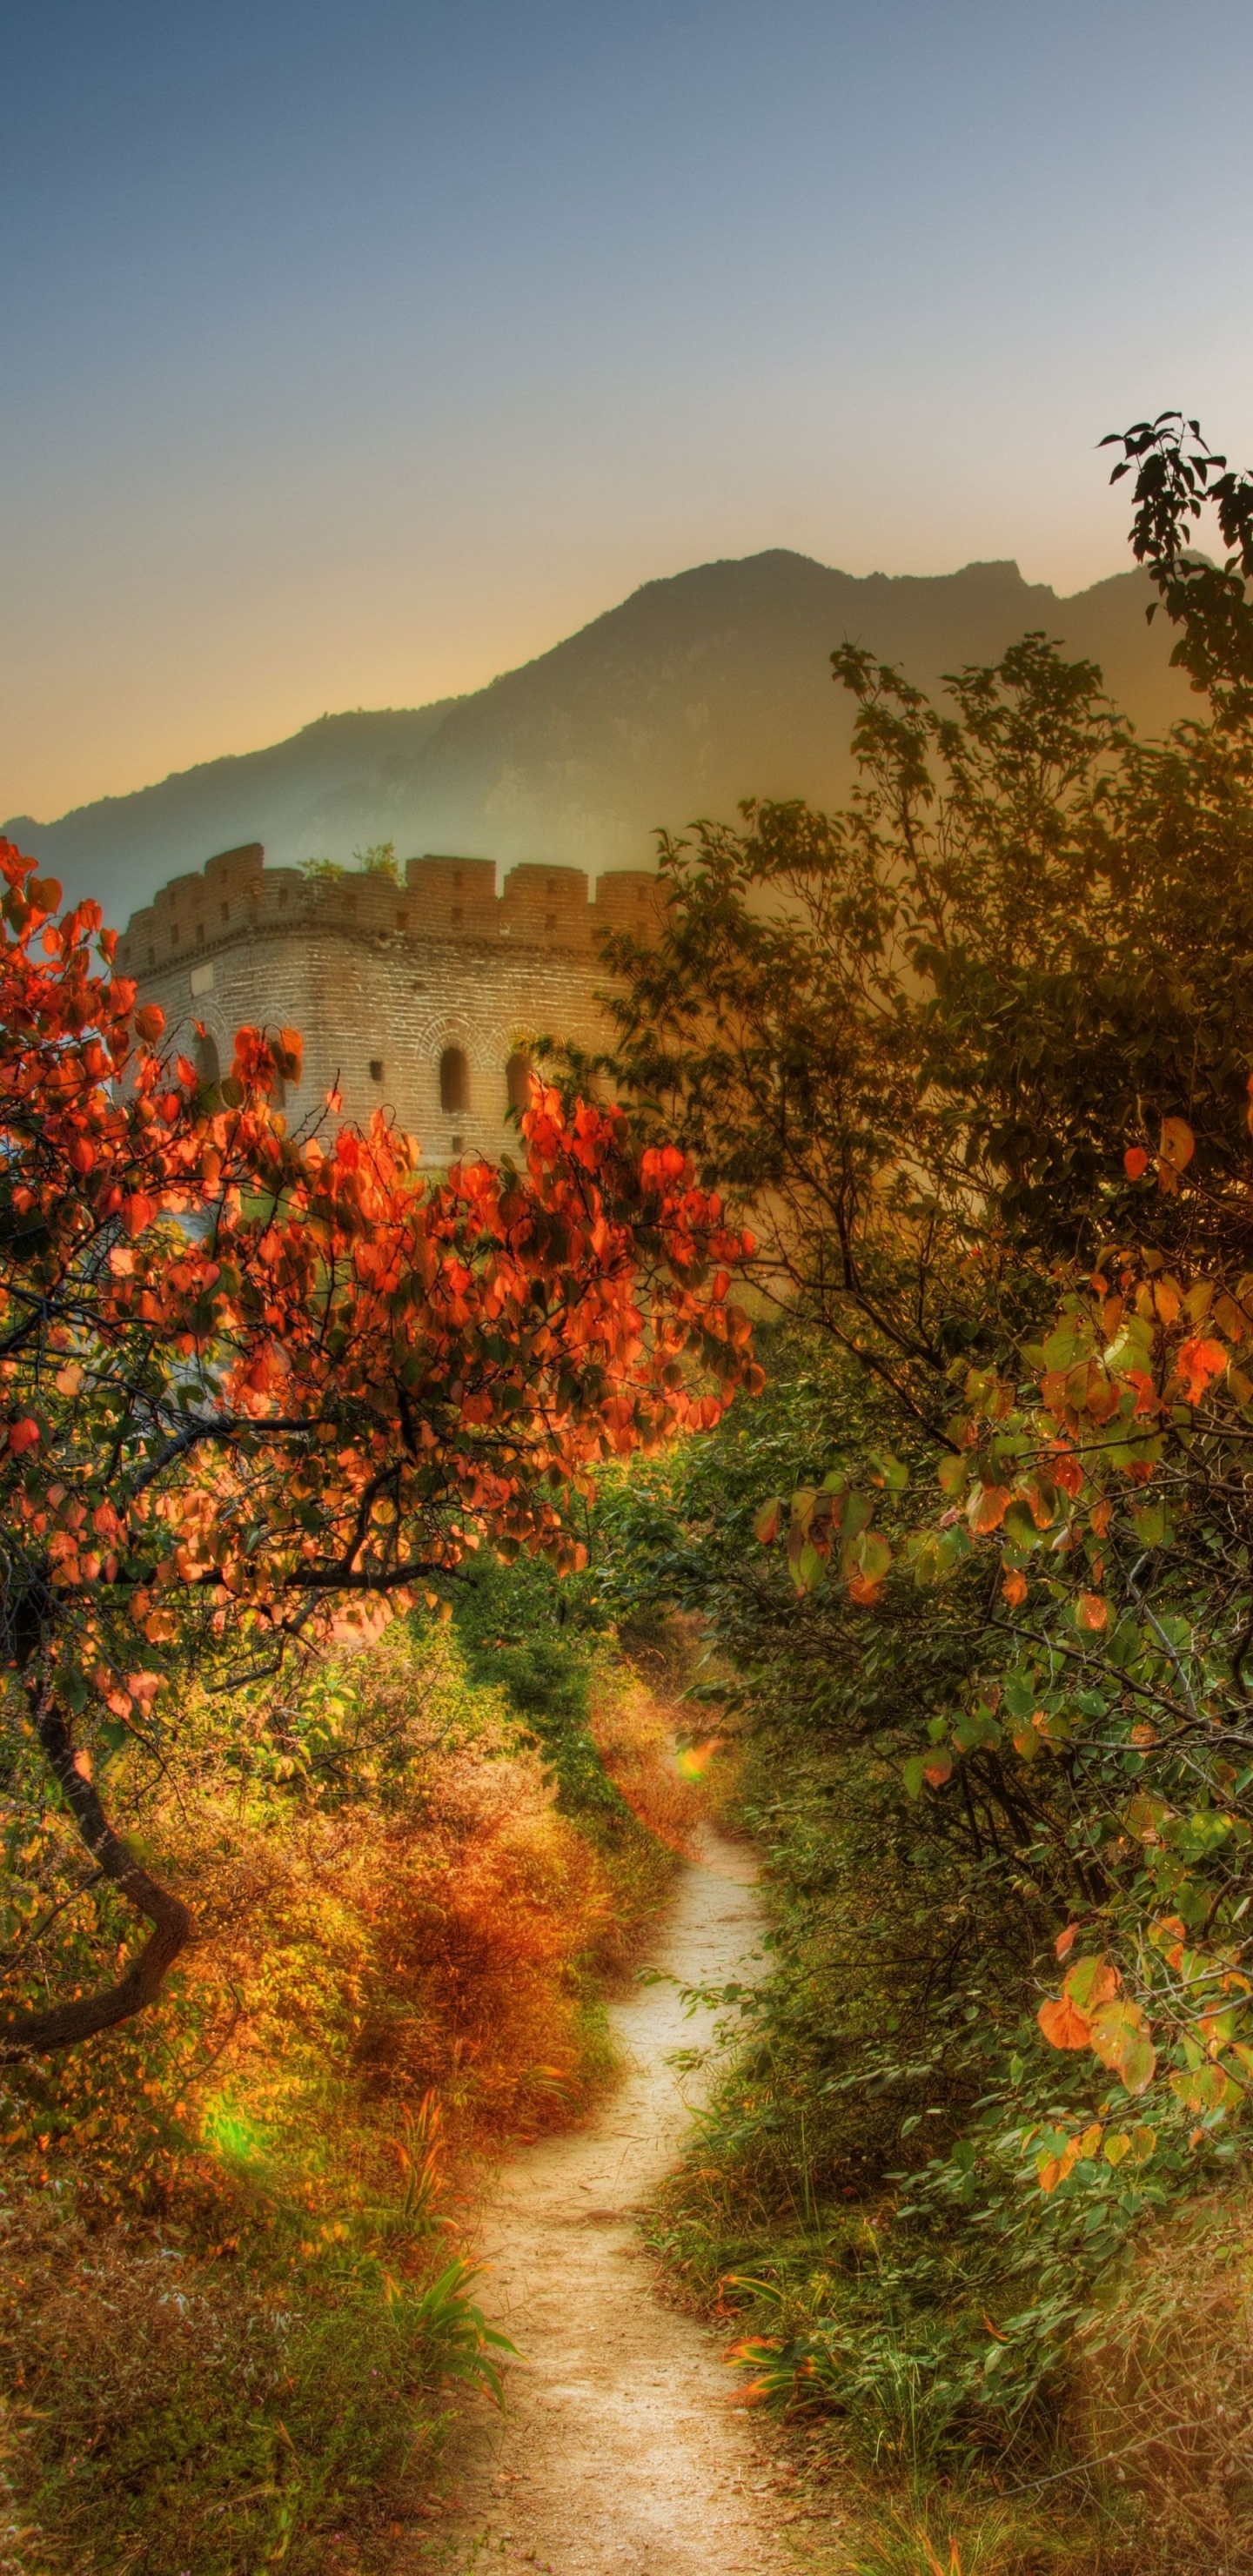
414;1823;810;2575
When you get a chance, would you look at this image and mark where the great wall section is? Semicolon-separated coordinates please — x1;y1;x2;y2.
117;843;663;1164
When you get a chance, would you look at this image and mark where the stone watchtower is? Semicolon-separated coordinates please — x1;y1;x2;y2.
115;845;662;1163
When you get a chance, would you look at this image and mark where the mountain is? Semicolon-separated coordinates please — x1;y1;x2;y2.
5;551;1191;929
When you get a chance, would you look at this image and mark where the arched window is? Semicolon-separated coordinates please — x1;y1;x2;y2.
439;1045;470;1113
194;1030;220;1088
506;1050;533;1112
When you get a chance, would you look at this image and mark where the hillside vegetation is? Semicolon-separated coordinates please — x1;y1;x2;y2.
573;413;1253;2571
1;1593;700;2575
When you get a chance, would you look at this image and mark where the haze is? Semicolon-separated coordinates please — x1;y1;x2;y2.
3;0;1252;824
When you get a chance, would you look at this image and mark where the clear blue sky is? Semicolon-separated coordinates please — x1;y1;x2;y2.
3;0;1252;819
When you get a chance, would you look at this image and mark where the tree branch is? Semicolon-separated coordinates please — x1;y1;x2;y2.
0;1692;192;2058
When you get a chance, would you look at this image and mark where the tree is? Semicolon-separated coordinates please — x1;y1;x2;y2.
724;416;1253;2178
571;423;1253;1437
0;838;757;2056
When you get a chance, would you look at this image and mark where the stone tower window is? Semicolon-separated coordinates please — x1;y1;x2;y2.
221;902;230;922
439;1045;470;1113
506;1050;532;1112
369;1058;384;1084
451;905;463;929
195;922;204;946
147;947;155;968
194;1031;220;1088
545;914;556;934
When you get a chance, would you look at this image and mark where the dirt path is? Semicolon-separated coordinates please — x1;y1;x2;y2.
414;1823;812;2576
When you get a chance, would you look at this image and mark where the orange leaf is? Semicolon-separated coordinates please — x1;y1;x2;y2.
1001;1568;1028;1608
1076;1591;1108;1632
1037;1995;1093;2050
1123;1145;1150;1180
1174;1335;1227;1404
1159;1115;1195;1172
1055;1922;1079;1960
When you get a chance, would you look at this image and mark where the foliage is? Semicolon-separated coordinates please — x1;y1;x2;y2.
0;1613;682;2572
353;840;400;882
589;412;1253;2563
0;835;754;2051
446;1549;615;1813
1102;410;1253;724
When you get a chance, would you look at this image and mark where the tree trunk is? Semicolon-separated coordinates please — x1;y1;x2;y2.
0;1691;192;2057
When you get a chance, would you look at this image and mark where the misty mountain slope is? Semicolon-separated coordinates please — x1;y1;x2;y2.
6;552;1190;927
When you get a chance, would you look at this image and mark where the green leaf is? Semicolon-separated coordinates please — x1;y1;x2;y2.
1042;1320;1089;1371
1003;1499;1042;1550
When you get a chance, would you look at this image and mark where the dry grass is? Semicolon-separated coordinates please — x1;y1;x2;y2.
589;1666;710;1855
1064;2184;1253;2574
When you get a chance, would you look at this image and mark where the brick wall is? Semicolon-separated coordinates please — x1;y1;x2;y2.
115;844;661;1162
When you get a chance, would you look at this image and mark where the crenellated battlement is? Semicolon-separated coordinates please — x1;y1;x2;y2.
116;845;661;978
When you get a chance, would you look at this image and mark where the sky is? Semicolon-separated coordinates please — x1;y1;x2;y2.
3;0;1253;822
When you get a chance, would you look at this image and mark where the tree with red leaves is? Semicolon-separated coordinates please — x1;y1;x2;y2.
0;841;758;2056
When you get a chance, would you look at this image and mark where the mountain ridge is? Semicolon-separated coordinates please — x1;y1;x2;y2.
6;550;1191;928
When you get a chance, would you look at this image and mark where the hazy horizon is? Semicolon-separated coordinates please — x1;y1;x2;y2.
4;0;1252;822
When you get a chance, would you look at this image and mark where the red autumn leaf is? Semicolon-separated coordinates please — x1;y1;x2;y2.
1037;1995;1093;2049
7;1418;40;1455
1076;1591;1108;1632
1174;1335;1228;1404
1123;1145;1150;1179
